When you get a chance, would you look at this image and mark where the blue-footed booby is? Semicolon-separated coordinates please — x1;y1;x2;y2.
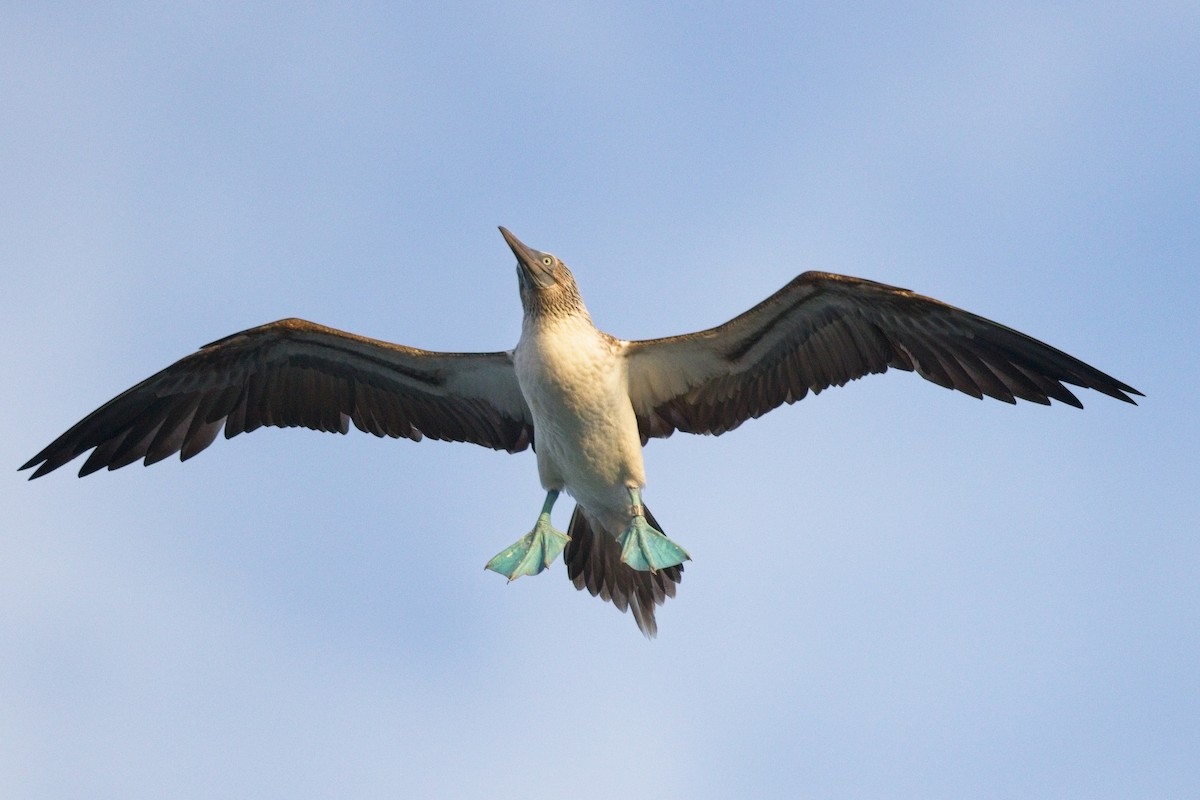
22;227;1140;635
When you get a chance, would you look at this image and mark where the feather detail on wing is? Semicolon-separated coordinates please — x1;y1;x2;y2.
624;272;1141;440
22;318;533;478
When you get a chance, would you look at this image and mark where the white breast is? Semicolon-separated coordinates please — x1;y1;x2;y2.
513;315;646;518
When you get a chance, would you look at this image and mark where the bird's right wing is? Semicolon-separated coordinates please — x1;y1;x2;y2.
22;318;533;478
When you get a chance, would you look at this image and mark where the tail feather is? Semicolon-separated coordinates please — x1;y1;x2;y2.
563;504;683;637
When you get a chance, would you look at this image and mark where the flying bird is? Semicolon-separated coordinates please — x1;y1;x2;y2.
21;228;1141;635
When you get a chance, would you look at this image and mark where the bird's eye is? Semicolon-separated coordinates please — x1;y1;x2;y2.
541;256;554;267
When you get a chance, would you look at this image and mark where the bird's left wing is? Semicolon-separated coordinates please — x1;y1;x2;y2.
624;271;1140;440
21;318;533;478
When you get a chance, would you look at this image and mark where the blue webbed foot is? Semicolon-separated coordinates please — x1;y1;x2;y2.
485;515;569;581
486;491;569;581
619;515;690;573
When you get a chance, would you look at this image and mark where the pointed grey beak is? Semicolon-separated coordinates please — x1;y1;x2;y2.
500;226;556;290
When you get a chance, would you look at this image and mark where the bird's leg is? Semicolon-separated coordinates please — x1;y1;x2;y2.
618;488;690;572
485;489;570;582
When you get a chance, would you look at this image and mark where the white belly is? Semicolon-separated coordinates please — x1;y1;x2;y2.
513;316;645;520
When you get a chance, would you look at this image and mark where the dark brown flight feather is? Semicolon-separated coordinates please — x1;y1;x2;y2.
626;272;1140;441
21;318;533;479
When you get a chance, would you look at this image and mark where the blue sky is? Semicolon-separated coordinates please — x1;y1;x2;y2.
3;3;1196;798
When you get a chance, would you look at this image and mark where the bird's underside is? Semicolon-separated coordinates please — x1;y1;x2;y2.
21;228;1141;636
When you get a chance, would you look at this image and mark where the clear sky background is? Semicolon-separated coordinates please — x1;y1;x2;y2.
3;3;1196;798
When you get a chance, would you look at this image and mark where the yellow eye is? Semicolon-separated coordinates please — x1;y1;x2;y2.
541;256;554;267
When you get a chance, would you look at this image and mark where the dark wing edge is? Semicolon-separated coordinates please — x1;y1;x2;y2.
21;318;533;479
625;271;1141;441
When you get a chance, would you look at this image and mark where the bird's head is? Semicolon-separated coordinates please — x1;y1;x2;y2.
500;227;585;319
